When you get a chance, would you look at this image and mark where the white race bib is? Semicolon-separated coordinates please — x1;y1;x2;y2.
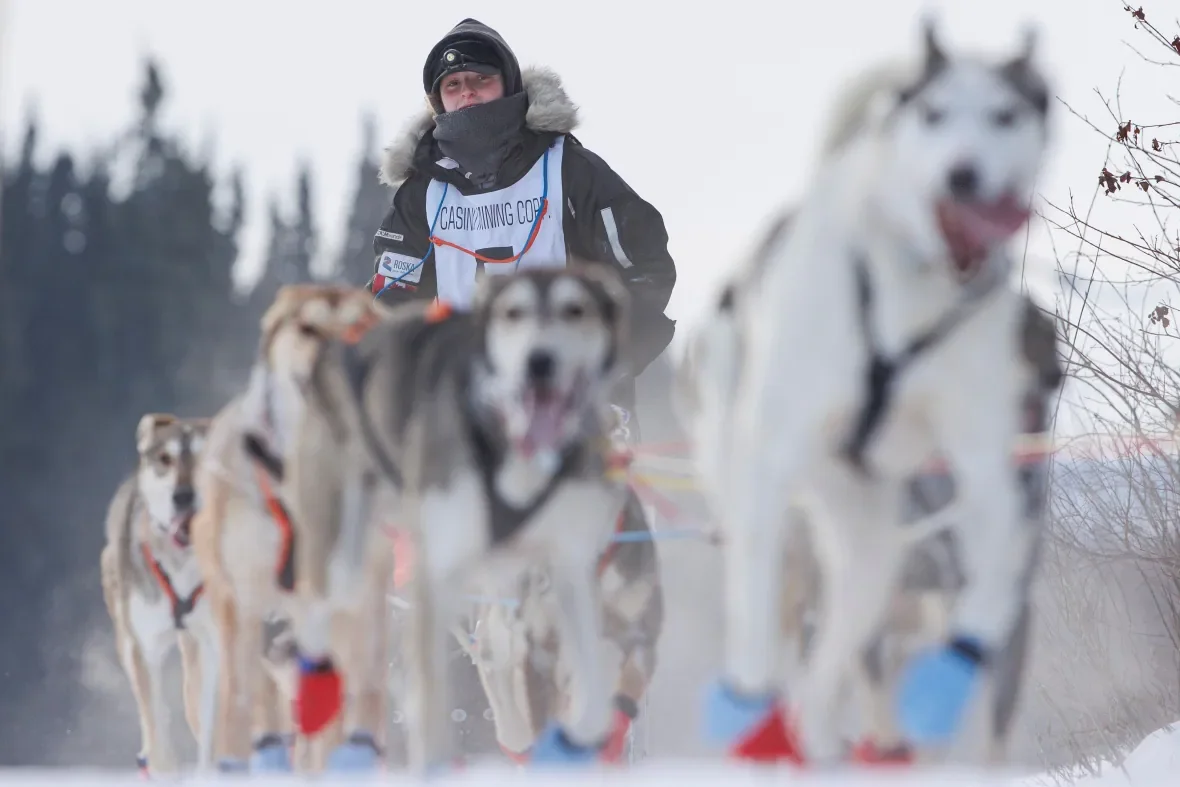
426;137;568;310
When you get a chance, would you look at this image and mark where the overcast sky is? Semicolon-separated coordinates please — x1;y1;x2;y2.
1;0;1168;440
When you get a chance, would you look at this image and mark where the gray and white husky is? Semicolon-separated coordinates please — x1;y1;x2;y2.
283;265;635;774
676;20;1058;764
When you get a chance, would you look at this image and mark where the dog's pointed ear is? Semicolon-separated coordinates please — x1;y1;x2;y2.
920;16;947;76
137;413;175;455
1005;25;1038;72
999;24;1050;115
568;258;631;331
897;15;948;105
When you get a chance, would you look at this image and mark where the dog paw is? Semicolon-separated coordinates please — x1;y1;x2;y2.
250;734;292;773
293;655;342;735
897;637;985;746
325;732;382;773
702;679;804;763
528;721;602;766
135;753;149;779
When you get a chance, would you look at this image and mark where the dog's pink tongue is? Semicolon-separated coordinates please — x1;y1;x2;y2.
523;395;565;454
172;514;193;548
957;196;1031;246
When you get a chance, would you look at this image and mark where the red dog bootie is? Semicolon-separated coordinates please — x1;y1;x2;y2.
294;655;342;735
731;703;805;763
702;680;805;764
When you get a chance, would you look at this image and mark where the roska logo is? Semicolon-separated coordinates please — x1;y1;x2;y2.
378;251;423;284
437;198;546;231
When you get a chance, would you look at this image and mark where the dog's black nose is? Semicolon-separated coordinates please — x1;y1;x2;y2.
172;488;195;509
526;350;556;382
948;164;979;199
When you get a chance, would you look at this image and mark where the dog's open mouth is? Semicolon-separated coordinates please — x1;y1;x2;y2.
171;511;194;549
518;384;578;457
936;194;1030;280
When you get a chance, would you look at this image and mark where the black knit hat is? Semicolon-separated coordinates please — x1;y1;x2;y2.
422;19;524;113
428;39;503;94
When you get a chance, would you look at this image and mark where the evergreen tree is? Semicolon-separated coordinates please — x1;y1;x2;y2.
335;113;389;286
247;163;317;316
0;57;252;766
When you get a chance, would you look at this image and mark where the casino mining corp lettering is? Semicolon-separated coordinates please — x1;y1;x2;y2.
436;198;546;232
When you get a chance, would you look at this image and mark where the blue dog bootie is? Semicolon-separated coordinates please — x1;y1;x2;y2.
326;731;383;772
249;733;292;773
701;678;777;747
529;720;602;766
897;636;986;746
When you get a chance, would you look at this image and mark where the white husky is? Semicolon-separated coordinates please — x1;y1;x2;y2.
683;21;1054;763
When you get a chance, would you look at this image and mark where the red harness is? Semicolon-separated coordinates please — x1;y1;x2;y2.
141;541;204;629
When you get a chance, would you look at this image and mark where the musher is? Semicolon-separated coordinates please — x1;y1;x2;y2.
368;18;677;444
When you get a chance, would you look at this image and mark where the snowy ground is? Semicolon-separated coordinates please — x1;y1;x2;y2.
0;764;1171;787
5;723;1176;786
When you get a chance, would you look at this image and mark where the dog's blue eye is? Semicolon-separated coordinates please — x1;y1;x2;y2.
922;107;945;125
993;108;1018;127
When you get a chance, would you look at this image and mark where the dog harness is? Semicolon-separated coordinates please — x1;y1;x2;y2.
841;254;1006;475
141;541;204;629
389;485;629;593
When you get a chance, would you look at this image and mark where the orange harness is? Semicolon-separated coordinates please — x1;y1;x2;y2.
254;463;298;592
141;541;205;629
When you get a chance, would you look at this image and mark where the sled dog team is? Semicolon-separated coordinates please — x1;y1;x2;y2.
100;20;1063;775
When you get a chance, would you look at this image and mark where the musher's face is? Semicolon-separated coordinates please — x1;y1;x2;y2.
439;70;505;112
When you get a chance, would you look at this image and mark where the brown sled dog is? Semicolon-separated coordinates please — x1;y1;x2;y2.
101;413;218;774
190;284;387;773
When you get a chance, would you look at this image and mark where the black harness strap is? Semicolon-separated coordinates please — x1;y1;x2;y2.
468;415;583;545
841;256;1003;475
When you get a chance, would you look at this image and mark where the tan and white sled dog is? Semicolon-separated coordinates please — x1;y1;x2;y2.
100;413;218;774
283;266;633;774
459;484;665;765
190;284;387;773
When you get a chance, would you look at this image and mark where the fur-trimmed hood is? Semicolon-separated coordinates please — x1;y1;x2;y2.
379;66;580;188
